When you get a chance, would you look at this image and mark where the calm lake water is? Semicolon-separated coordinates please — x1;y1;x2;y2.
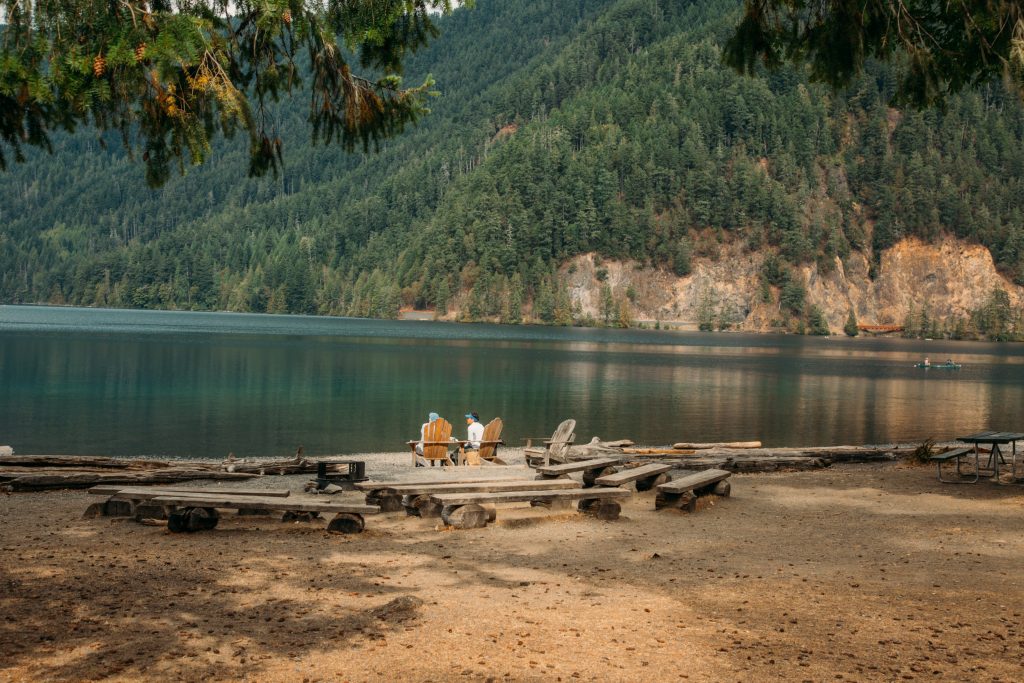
2;305;1023;457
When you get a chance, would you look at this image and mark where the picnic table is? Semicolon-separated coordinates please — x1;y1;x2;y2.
956;431;1024;483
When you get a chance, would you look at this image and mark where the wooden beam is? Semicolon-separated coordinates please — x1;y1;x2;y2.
89;485;290;498
594;463;673;487
430;487;630;506
147;494;379;515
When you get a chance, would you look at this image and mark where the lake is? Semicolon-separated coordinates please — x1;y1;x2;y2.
2;305;1022;458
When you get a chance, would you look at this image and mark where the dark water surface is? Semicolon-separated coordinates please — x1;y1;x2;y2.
2;305;1023;457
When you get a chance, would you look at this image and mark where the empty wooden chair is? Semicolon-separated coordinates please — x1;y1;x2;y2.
524;419;576;467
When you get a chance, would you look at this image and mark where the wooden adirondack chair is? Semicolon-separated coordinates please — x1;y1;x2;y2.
523;419;576;467
464;418;506;466
414;418;455;466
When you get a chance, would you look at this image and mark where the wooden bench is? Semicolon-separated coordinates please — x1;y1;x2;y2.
534;457;622;486
428;487;631;528
85;485;292;519
929;447;979;484
356;477;530;512
655;469;732;511
594;463;674;491
146;494;379;534
85;486;377;533
377;479;583;517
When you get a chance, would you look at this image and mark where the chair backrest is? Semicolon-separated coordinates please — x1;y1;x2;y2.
478;418;504;461
422;418;453;463
546;419;576;463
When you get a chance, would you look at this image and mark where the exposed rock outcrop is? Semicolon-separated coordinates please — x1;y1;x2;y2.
559;236;1021;332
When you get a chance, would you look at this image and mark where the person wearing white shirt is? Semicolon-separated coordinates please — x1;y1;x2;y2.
465;411;484;450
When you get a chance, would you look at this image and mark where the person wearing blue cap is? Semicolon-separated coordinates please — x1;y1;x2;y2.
464;411;484;451
416;411;441;457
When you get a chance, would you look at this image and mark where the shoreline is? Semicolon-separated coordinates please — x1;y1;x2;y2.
2;458;1023;681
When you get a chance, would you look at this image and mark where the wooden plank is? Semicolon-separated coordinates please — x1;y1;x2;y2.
620;448;695;456
535;457;622;476
594;463;673;487
382;479;581;495
672;441;761;450
355;477;512;491
3;470;256;491
146;494;379;514
658;469;731;494
431;487;631;506
89;485;291;497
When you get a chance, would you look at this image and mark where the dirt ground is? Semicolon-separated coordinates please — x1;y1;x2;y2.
1;453;1023;682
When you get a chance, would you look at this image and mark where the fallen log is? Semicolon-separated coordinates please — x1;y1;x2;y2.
3;470;256;492
0;455;183;469
621;448;696;456
672;441;761;450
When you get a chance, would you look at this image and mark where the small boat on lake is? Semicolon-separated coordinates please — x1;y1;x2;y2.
915;361;962;369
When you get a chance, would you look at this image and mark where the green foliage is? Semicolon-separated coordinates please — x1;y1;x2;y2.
1;0;1024;324
0;1;457;185
806;305;830;336
724;1;1024;108
844;309;859;337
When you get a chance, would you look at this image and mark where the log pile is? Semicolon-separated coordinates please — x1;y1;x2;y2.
0;455;255;492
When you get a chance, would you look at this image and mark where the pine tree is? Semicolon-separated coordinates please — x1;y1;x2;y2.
844;309;859;337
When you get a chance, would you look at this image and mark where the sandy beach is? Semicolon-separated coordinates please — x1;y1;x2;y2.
2;451;1023;682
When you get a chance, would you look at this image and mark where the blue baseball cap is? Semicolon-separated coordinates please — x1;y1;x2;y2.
428;412;439;421
465;412;480;421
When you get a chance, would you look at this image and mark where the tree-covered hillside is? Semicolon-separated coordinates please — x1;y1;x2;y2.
2;0;1023;326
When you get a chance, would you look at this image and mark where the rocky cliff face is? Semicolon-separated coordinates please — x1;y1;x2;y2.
556;237;1022;332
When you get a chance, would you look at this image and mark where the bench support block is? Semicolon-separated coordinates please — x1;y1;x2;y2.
441;504;489;529
327;513;365;534
168;507;219;533
578;498;621;520
365;491;404;512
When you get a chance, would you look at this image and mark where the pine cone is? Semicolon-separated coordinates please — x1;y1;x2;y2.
92;54;106;78
135;43;147;63
283;9;292;25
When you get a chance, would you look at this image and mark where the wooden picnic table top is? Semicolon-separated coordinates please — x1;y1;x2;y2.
534;457;622;475
957;431;1024;444
430;487;631;506
89;485;291;498
371;479;582;495
144;493;380;515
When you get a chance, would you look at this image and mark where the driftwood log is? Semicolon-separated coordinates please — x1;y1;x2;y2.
2;469;255;492
672;441;762;450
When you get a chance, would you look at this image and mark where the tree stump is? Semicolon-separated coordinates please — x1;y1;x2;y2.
441;504;488;529
168;507;219;532
187;507;219;531
167;509;188;532
327;513;365;534
635;473;669;492
713;480;731;497
103;499;134;517
373;493;405;513
579;499;621;520
655;491;698;512
82;502;104;519
582;466;617;488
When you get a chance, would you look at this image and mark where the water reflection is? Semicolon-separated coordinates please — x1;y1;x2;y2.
2;306;1023;457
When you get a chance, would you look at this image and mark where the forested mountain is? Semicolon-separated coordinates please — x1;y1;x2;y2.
2;0;1023;333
